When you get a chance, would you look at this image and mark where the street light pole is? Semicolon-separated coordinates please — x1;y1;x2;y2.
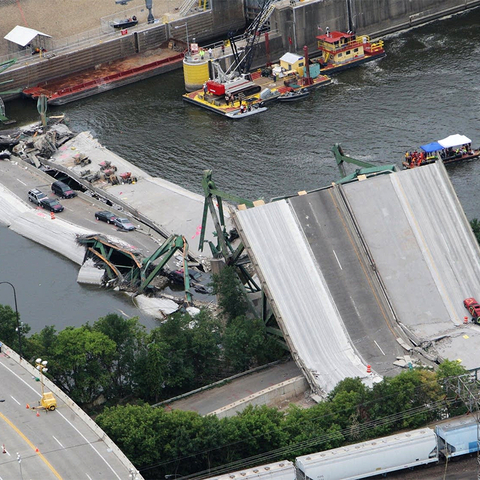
0;281;23;358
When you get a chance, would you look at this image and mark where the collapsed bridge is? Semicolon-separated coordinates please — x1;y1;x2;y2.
233;161;480;395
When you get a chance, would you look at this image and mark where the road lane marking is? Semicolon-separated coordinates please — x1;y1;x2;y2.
0;411;63;479
1;359;123;479
332;249;343;270
374;340;386;356
16;179;27;186
10;395;20;405
350;296;361;318
86;475;93;480
52;436;64;448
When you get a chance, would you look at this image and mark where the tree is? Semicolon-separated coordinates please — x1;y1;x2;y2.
211;266;249;321
0;304;30;354
93;313;146;398
48;326;117;404
471;218;480;244
189;309;223;384
134;339;170;403
223;316;269;372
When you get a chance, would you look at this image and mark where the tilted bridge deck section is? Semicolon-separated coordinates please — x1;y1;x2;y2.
234;162;480;395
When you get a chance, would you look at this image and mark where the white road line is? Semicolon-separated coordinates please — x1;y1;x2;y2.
10;395;20;405
374;340;386;356
52;436;64;448
16;179;27;186
350;296;361;319
332;249;343;270
86;474;93;480
1;360;122;479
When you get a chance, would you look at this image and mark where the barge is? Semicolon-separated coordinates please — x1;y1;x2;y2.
23;47;184;105
183;47;331;117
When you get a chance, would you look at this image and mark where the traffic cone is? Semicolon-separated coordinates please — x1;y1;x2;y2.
36;411;40;417
35;448;39;453
50;211;55;220
464;316;469;324
26;404;30;409
2;444;6;454
366;364;372;374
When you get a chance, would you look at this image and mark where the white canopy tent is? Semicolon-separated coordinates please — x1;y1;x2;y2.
4;26;51;52
438;134;471;149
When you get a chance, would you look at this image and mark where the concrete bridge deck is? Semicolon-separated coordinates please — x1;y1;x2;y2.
234;162;480;394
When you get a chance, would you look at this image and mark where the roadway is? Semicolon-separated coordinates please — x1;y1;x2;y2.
289;189;405;377
0;153;162;259
0;348;142;479
234;161;480;394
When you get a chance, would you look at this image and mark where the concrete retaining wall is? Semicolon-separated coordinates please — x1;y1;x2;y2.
211;375;309;419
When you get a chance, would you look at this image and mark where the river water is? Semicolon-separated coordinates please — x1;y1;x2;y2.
2;7;480;332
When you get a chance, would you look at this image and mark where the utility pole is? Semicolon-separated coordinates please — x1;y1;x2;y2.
443;371;480;479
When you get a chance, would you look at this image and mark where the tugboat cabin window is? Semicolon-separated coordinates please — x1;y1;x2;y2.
354;48;358;53
299;62;304;67
346;50;351;55
338;52;343;57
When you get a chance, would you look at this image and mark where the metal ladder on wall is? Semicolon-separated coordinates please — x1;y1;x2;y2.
177;0;209;17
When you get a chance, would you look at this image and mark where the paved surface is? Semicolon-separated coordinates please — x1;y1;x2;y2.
49;131;221;260
168;361;303;415
0;347;143;479
345;163;480;367
0;0;185;57
289;189;404;377
235;199;377;395
235;161;480;394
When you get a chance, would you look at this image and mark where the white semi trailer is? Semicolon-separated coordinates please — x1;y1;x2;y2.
201;460;296;480
295;428;438;479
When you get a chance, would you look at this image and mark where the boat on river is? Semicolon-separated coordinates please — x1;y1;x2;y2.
313;29;385;74
225;105;267;119
278;88;310;102
402;134;480;169
183;47;331;117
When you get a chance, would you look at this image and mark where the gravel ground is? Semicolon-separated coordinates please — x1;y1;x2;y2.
0;0;184;56
373;455;478;479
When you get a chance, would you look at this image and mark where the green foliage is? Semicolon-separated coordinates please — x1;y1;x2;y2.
0;304;30;354
470;218;480;244
211;266;249;320
436;358;467;379
223;316;268;372
93;314;146;398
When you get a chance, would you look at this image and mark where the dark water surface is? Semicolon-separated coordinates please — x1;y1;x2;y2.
2;8;480;332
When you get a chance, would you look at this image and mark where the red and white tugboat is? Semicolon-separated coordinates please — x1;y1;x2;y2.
314;28;385;74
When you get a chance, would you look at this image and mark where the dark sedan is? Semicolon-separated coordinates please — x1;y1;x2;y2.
113;217;136;231
40;197;64;212
95;210;118;224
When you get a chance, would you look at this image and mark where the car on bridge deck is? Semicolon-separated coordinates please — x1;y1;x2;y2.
40;197;64;212
95;210;118;224
113;217;136;231
464;297;480;323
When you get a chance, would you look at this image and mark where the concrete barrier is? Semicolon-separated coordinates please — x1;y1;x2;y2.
210;375;309;419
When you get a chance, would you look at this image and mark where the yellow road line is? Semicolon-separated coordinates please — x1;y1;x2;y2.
0;411;63;479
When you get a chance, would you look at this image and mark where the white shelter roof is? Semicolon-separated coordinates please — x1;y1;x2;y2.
437;134;471;148
4;26;51;47
280;52;303;64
